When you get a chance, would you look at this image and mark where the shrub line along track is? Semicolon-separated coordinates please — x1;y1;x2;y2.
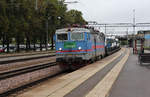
0;53;56;64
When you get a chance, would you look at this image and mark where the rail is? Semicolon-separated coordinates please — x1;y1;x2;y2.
0;53;55;64
0;51;55;58
0;62;57;80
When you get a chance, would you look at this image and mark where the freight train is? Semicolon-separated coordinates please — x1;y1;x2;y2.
54;27;120;70
105;36;120;55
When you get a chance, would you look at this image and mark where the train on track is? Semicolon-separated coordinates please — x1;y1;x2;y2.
54;26;120;70
105;36;120;55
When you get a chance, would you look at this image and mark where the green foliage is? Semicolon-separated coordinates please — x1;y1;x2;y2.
0;0;86;51
66;10;86;25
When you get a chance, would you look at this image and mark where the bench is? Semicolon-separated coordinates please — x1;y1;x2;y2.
138;53;150;65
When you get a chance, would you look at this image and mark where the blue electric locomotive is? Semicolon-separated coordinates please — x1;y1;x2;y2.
54;27;105;69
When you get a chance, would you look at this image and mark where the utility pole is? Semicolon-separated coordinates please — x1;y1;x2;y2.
133;9;136;34
105;24;107;35
126;28;129;47
35;0;38;10
46;18;48;51
46;17;51;51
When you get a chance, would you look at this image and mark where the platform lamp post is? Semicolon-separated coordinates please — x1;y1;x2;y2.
2;32;4;47
35;0;38;10
46;16;51;51
46;16;62;51
126;28;129;47
36;0;78;51
105;24;107;35
35;0;49;50
57;16;62;28
133;9;136;34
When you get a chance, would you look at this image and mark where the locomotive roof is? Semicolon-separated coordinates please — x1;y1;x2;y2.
56;28;90;33
56;27;105;36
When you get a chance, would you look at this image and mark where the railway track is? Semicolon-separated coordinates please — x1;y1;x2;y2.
0;53;56;64
0;62;57;80
12;48;124;97
0;51;55;58
0;48;121;96
0;62;62;96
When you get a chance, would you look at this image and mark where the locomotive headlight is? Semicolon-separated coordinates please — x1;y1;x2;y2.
59;48;62;51
78;46;82;50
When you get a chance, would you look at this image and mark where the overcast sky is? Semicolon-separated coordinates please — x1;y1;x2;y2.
66;0;150;35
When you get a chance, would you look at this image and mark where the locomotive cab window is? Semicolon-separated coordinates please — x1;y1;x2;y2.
71;32;84;40
57;33;68;41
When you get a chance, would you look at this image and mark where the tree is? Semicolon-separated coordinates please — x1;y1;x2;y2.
0;0;12;52
66;10;86;25
0;0;87;52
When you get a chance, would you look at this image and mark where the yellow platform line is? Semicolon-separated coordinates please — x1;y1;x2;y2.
86;49;130;97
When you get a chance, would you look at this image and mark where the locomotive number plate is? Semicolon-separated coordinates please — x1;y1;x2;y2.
64;42;76;48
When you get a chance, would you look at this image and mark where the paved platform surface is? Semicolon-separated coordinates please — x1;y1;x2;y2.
109;49;150;97
16;49;126;97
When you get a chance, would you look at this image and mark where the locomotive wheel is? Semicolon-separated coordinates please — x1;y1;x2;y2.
68;63;80;71
98;55;102;60
69;62;85;71
57;62;69;70
69;65;76;71
90;58;95;63
101;55;104;59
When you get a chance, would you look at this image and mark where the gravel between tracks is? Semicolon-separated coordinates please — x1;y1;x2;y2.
0;56;56;73
0;65;62;95
0;51;55;58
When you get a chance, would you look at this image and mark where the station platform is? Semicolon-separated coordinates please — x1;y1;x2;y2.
16;48;131;97
109;49;150;97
